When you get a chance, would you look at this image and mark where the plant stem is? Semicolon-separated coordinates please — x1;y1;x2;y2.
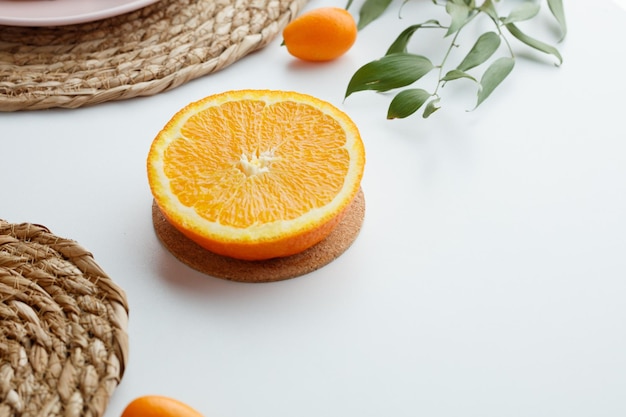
433;9;479;97
482;8;515;58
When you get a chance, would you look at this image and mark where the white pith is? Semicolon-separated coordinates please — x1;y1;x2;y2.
238;150;275;177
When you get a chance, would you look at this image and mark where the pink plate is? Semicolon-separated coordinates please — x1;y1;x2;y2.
0;0;159;27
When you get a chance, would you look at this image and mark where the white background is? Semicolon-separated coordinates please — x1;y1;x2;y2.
2;1;626;416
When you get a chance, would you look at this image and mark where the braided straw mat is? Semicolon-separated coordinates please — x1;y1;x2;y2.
0;220;129;417
0;0;307;112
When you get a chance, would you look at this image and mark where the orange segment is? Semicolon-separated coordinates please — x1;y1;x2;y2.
147;89;365;261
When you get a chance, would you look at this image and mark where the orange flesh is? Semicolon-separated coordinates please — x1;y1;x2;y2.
166;100;350;227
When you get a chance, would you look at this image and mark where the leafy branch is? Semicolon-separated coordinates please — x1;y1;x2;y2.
344;0;567;119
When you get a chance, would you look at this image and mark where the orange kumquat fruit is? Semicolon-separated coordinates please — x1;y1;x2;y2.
282;7;358;62
147;89;365;261
120;395;204;417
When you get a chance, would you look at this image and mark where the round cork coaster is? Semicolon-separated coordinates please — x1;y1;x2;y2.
0;0;307;111
152;188;365;282
0;220;129;417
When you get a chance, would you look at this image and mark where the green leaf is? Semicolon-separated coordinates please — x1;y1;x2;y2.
442;69;477;83
387;89;432;119
386;20;441;55
449;0;472;6
547;0;567;40
445;1;472;36
423;97;441;118
345;0;565;120
456;31;501;71
345;53;435;97
505;22;563;65
501;1;540;24
479;0;499;21
475;57;515;108
357;0;394;30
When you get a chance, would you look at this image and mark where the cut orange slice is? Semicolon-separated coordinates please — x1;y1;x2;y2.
147;89;365;261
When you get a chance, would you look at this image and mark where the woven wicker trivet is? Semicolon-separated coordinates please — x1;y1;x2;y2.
0;220;129;417
0;0;307;112
152;188;366;283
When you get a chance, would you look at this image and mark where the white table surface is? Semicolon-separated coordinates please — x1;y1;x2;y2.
2;1;626;416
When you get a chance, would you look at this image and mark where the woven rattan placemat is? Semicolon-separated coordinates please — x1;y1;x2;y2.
0;0;307;111
0;220;129;417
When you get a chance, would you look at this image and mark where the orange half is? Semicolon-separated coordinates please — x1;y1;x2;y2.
147;89;365;261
